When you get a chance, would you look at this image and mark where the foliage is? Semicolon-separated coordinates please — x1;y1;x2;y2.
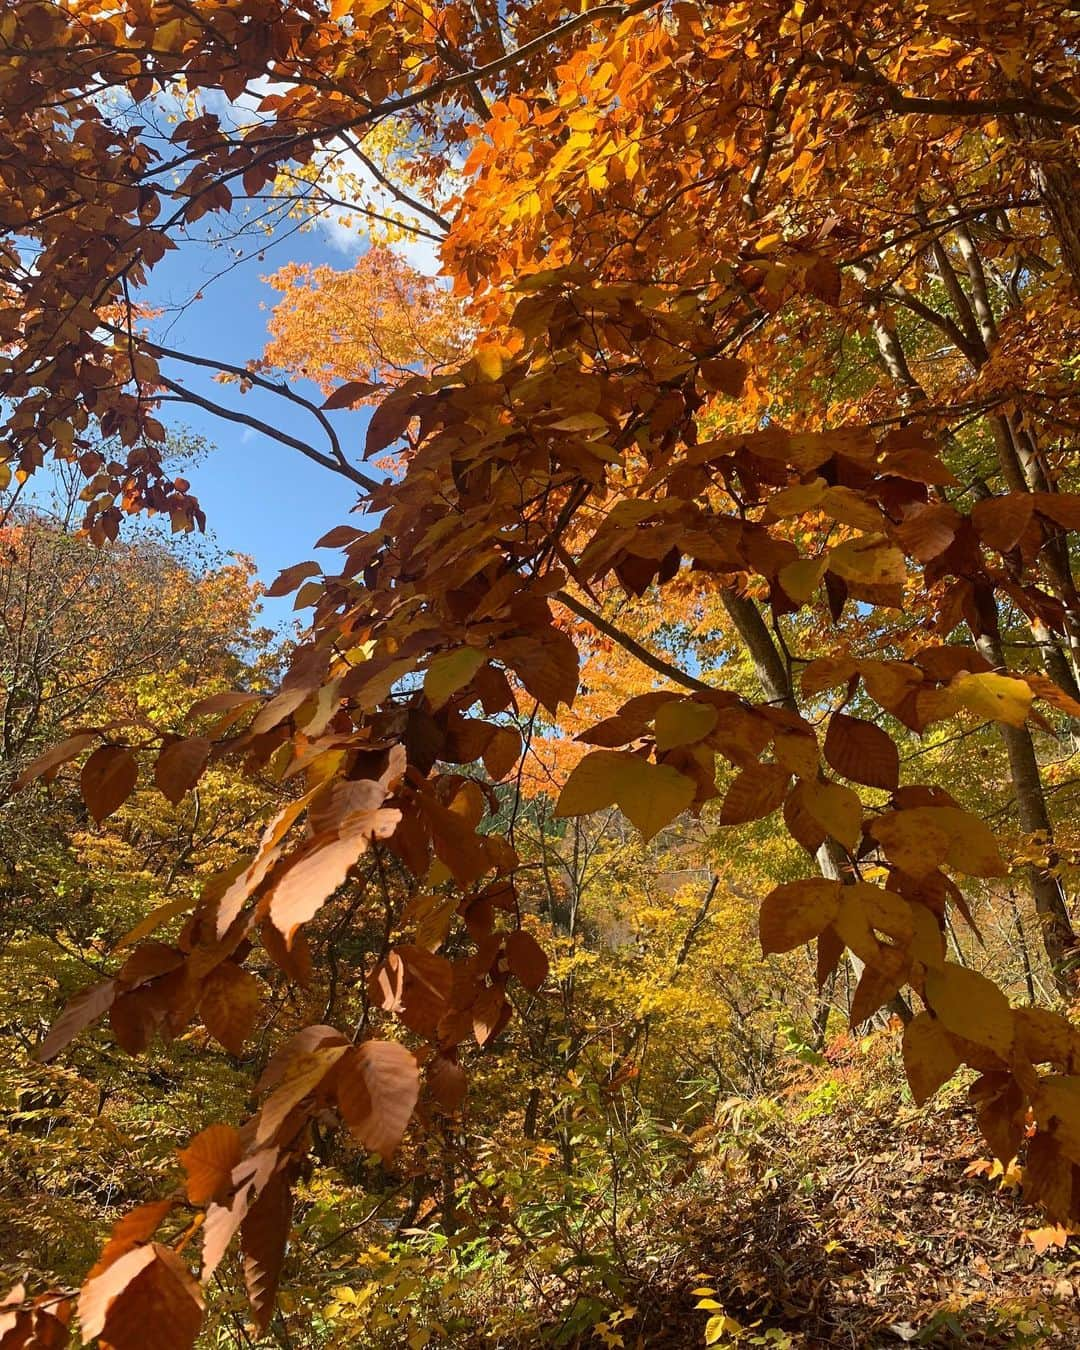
2;0;1080;1345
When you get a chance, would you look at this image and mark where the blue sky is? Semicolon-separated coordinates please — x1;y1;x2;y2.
144;216;379;628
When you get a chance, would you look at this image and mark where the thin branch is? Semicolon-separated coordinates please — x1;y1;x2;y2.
554;589;713;694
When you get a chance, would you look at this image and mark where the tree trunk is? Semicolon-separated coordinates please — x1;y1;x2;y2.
976;631;1077;995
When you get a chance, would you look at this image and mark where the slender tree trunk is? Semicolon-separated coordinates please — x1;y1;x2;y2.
1013;119;1080;293
856;234;1080;986
976;630;1076;995
1008;888;1038;1006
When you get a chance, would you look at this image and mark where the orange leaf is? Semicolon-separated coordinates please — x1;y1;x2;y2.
179;1125;244;1206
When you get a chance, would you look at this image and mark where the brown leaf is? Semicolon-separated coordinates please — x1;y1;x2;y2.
322;380;377;409
901;1013;962;1106
971;493;1035;553
268;813;399;941
1025;672;1080;720
496;631;579;714
482;725;522;780
823;713;899;790
505;929;549;992
80;1245;203;1350
783;780;827;853
241;1173;293;1334
256;1044;348;1146
471;983;510;1047
800;655;857;698
179;1125;244;1206
154;737;211;804
81;745;138;821
336;1040;420;1160
699;357;747;396
364;389;414;457
802;780;862;851
186;690;260;721
369;946;452;1039
427;1055;467;1112
759;879;841;954
718;763;789;826
199;962;261;1055
35;980;115;1062
264;560;320;597
803;255;842;306
201;1148;280;1282
13;732;97;791
256;1026;349;1094
87;1200;175;1281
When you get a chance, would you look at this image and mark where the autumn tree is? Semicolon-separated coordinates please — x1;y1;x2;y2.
0;504;275;1317
255;249;465;402
2;1;1080;1344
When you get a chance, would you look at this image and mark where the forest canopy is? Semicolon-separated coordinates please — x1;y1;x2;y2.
2;0;1080;1345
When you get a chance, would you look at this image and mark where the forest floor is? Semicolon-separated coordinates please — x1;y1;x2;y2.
630;1078;1076;1346
512;1035;1080;1349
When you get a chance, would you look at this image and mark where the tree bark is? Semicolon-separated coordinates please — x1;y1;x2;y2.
977;630;1077;995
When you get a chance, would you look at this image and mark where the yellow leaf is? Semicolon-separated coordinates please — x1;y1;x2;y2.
924;963;1014;1059
802;781;862;850
654;698;718;751
423;647;485;710
779;556;827;603
828;535;906;586
768;477;826;518
475;345;506;380
902;1011;962;1105
556;751;695;841
951;671;1033;727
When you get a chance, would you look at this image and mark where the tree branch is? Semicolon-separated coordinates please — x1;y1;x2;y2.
554;589;713;694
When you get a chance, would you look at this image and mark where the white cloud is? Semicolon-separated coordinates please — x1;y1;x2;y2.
313;146;448;277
